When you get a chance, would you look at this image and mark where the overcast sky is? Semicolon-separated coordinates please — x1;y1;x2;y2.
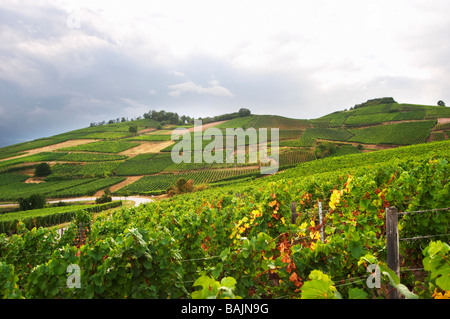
1;0;449;147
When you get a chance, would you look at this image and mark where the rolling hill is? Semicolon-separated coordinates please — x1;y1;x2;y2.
0;98;449;203
0;97;449;300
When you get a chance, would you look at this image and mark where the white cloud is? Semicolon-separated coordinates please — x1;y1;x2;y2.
169;71;186;77
1;0;450;146
168;80;233;98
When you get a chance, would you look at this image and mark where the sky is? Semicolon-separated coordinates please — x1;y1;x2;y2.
0;0;450;147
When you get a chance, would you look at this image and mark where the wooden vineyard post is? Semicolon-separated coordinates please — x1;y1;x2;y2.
386;206;400;299
291;201;297;224
318;201;324;243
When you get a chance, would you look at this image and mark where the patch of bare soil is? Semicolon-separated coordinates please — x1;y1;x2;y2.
315;139;398;150
349;119;432;130
25;177;45;184
0;139;99;162
94;176;144;196
118;141;175;157
138;128;157;134
437;117;450;124
161;121;228;134
111;176;144;192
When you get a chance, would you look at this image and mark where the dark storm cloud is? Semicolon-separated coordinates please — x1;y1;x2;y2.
1;1;450;147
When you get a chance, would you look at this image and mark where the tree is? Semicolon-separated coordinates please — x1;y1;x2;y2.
166;178;195;197
437;100;446;107
35;163;51;177
129;124;138;134
18;194;46;211
238;108;251;117
314;142;337;159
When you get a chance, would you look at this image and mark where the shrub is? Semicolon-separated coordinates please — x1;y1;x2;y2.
129;125;138;134
166;178;195;197
35;163;51;177
18;194;46;211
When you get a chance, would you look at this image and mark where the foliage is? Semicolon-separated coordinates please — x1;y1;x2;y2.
191;276;241;299
353;97;397;109
301;270;339;299
423;241;450;294
34;163;52;177
60;141;139;154
348;121;435;145
314;142;337;159
0;201;122;235
167;178;195;197
129;125;138;134
60;153;127;162
18;194;46;211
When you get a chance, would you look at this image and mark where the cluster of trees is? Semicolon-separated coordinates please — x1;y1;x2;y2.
166;178;195;197
351;97;397;110
18;194;46;211
88;107;252;128
90;117;137;127
143;110;192;125
314;142;337;159
35;163;52;177
143;108;252;125
200;108;251;124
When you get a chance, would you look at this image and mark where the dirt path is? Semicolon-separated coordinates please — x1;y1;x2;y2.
0;139;98;162
161;121;228;134
118;141;175;158
437;117;450;124
347;119;433;130
315;139;398;150
94;175;144;196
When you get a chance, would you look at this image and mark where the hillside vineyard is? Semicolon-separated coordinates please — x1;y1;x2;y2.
0;99;449;299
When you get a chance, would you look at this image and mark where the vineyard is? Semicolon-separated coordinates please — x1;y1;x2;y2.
0;140;448;299
0;100;449;300
113;167;261;196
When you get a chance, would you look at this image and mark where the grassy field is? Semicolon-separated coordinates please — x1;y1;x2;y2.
59;140;140;153
0;101;448;204
348;121;435;145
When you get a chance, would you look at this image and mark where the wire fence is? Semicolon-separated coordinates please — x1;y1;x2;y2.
1;199;449;297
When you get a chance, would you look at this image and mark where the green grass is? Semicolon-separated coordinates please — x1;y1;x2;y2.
330;144;362;157
435;122;450;130
59;141;139;154
59;153;128;162
0;179;96;201
114;167;261;195
348;121;436;145
115;153;171;175
125;134;172;142
51;177;125;197
82;132;132;139
74;162;122;177
244;115;311;129
343;112;426;127
213;116;256;129
0;201;123;234
213;115;311;130
0;152;68;172
46;163;83;179
0;173;29;186
429;131;446;142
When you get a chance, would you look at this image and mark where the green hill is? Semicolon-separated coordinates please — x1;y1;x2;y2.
0;98;448;201
0;97;449;299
